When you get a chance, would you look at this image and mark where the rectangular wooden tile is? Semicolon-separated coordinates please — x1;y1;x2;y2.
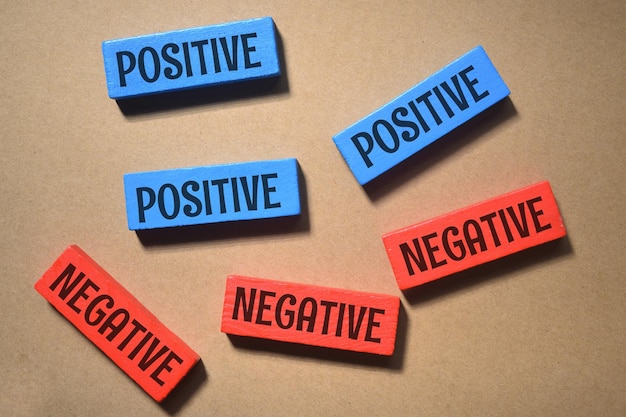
333;46;510;184
124;158;300;230
221;275;400;355
34;245;200;402
383;181;567;290
102;17;280;99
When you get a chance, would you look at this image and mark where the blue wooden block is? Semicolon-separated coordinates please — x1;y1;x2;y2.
102;17;280;99
332;46;510;185
124;158;300;230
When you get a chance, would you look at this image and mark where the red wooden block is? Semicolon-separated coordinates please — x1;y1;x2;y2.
34;245;200;402
383;181;567;290
221;275;400;355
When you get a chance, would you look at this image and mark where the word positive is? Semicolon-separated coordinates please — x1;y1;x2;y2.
221;275;400;355
383;181;567;290
124;158;300;230
333;46;510;184
34;245;199;402
102;17;280;99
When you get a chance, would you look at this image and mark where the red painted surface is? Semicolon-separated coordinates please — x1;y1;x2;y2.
221;275;400;355
34;245;199;402
383;181;567;290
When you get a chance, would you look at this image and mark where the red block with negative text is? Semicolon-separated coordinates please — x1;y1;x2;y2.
221;275;400;355
34;245;200;402
383;181;567;290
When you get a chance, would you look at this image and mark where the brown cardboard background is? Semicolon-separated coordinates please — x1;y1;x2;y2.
1;1;624;416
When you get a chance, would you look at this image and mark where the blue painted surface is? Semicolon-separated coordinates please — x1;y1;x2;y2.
124;158;300;230
103;17;280;99
332;46;510;185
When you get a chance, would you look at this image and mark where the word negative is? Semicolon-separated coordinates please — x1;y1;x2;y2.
34;245;200;402
383;181;567;290
103;17;280;99
333;46;510;184
221;275;400;355
124;158;300;230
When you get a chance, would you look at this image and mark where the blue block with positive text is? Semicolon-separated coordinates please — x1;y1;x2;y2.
124;158;300;230
102;17;280;99
332;46;510;185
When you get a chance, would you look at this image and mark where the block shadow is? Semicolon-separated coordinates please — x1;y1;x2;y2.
116;29;289;116
226;302;408;371
402;235;573;306
161;359;208;415
363;97;518;201
136;163;309;246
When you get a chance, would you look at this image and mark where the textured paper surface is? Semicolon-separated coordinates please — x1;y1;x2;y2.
1;1;625;416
